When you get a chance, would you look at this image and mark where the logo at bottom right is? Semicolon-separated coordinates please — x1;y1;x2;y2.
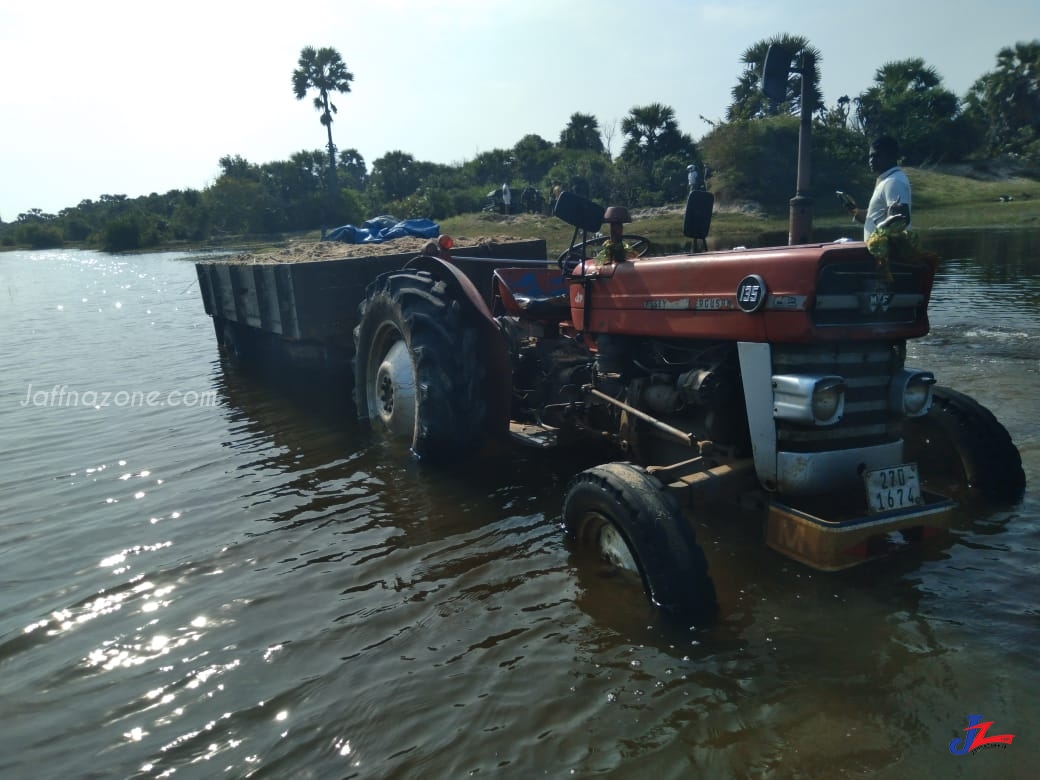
949;714;1015;755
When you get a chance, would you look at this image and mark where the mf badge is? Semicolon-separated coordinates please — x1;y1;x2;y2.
862;281;893;314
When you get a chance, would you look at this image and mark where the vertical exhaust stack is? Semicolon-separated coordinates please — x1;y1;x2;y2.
762;44;818;245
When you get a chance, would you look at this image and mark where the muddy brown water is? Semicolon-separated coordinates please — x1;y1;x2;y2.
0;234;1036;778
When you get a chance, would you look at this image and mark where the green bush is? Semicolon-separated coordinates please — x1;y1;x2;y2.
99;216;143;252
62;216;93;242
16;223;64;249
450;188;485;215
335;188;366;226
700;117;873;215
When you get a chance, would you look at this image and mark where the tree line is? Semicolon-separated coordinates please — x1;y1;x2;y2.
3;35;1037;252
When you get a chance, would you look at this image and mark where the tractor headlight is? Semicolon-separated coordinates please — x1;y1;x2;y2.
772;375;846;426
890;369;936;417
811;378;845;422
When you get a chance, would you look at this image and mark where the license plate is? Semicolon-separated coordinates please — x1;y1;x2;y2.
863;463;924;513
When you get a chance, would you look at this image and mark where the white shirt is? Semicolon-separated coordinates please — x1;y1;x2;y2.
864;166;911;239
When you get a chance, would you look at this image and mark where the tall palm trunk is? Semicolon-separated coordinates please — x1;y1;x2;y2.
323;94;338;226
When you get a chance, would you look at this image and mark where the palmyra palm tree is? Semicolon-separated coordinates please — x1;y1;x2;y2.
292;46;355;204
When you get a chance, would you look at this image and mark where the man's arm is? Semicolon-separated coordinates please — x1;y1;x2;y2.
888;202;910;223
886;176;912;224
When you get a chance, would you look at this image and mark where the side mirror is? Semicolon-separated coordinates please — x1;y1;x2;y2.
683;190;714;240
762;45;791;102
553;191;605;233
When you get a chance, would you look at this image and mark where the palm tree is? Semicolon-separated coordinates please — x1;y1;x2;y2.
292;46;354;208
727;34;822;121
620;103;684;169
855;58;961;163
966;40;1040;157
559;113;604;153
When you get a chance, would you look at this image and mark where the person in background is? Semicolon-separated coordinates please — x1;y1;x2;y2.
501;183;511;215
843;135;911;240
687;164;699;193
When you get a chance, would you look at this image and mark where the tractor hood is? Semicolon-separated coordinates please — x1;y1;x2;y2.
568;241;936;344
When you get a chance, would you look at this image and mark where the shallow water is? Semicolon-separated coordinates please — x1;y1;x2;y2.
0;242;1037;779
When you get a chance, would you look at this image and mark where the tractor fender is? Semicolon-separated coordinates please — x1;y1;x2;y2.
403;255;512;440
404;254;495;321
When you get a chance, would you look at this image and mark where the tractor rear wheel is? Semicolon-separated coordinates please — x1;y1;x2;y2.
563;462;718;622
904;385;1025;503
353;271;488;461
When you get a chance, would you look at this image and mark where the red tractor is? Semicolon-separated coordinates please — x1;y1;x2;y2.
352;191;1025;620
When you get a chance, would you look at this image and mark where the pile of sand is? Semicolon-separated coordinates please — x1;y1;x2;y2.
224;235;530;264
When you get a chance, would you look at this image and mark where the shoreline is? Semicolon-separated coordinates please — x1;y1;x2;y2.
3;165;1037;257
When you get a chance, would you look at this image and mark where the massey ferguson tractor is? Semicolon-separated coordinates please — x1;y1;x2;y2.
352;191;1025;620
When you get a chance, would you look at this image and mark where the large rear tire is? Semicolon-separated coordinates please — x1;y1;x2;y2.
563;462;718;622
904;385;1025;503
353;271;488;461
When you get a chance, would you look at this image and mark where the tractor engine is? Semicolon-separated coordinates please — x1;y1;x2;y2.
498;316;593;423
593;335;750;454
499;315;748;456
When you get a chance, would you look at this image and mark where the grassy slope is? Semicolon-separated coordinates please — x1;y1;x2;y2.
440;166;1040;259
905;167;1040;229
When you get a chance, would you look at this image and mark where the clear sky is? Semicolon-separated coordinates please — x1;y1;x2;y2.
1;0;1037;221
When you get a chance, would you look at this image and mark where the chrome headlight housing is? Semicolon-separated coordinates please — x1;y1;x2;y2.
890;368;936;417
772;374;846;426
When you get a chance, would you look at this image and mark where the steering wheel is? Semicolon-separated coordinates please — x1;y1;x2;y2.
556;235;651;269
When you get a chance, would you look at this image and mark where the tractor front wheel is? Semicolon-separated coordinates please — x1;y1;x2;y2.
904;385;1025;503
563;462;718;622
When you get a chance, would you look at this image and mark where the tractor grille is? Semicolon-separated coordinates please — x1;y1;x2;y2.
773;342;903;452
812;258;928;327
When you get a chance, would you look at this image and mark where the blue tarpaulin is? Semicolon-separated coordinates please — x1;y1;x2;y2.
324;216;440;244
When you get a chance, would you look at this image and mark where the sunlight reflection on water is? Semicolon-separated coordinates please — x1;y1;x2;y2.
0;245;1037;778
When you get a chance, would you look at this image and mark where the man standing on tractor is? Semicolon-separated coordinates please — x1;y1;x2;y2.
842;135;912;239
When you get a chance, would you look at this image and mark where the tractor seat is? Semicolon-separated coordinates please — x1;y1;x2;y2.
494;267;571;318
